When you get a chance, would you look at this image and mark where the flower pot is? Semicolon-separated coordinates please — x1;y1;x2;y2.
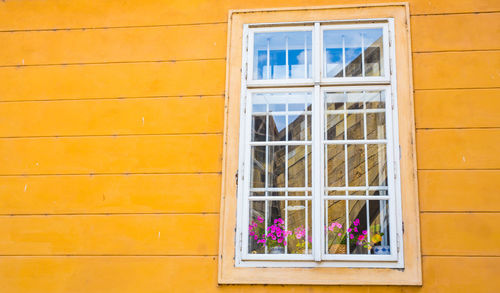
269;246;285;254
329;244;347;254
373;245;390;255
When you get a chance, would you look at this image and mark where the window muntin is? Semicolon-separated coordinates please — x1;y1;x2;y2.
238;20;401;267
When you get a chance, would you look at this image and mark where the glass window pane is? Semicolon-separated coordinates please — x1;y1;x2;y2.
249;201;266;254
366;112;386;139
346;113;364;140
288;114;305;141
369;200;391;254
324;28;384;78
326;145;346;187
269;145;286;188
367;144;388;187
347;144;366;186
326;114;344;140
325;200;347;254
365;91;385;109
288;145;307;188
253;31;312;80
251;146;266;188
252;115;266;141
364;30;384;77
348;200;369;254
287;200;311;254
269;114;287;141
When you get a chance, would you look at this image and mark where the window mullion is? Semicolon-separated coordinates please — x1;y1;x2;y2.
312;22;323;262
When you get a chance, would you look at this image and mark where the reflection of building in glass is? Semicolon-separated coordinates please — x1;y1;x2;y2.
250;87;389;255
325;36;383;77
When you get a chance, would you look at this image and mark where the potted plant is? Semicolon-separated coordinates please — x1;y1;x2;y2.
327;218;384;254
250;217;312;254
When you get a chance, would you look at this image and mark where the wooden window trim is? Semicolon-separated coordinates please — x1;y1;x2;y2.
218;3;422;285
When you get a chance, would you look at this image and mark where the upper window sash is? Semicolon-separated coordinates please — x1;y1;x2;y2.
320;23;390;84
245;21;391;87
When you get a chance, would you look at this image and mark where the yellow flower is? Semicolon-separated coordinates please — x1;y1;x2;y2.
371;234;382;243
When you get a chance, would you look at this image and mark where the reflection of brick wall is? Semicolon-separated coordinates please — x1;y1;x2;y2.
341;37;383;77
259;96;386;239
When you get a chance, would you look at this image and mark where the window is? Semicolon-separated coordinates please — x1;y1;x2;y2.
239;20;401;267
219;4;421;285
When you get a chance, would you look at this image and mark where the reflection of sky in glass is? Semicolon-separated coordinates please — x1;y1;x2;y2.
271;115;287;132
324;28;383;77
253;31;312;80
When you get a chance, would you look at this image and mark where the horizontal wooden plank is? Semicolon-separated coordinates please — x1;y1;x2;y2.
421;213;500;256
0;174;221;214
0;96;224;137
0;60;225;101
0;212;495;256
0;24;227;66
413;51;500;90
1;0;499;31
0;256;497;292
0;214;218;255
417;256;500;292
419;170;500;212
0;135;222;175
411;13;500;52
416;129;500;169
415;89;500;128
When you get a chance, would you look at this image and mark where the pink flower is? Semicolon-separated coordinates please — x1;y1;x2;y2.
354;227;358;233
353;218;360;226
254;235;258;240
362;230;367;235
277;238;282;243
257;239;266;244
274;218;284;225
294;226;306;239
337;233;342;237
336;223;342;229
349;234;354;239
347;228;352;233
358;235;365;241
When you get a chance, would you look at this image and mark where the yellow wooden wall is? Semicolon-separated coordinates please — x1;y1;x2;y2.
0;0;499;292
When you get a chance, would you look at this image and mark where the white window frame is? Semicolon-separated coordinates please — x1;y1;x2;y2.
235;18;404;268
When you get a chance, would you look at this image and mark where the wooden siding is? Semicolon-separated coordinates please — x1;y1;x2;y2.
0;0;499;292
